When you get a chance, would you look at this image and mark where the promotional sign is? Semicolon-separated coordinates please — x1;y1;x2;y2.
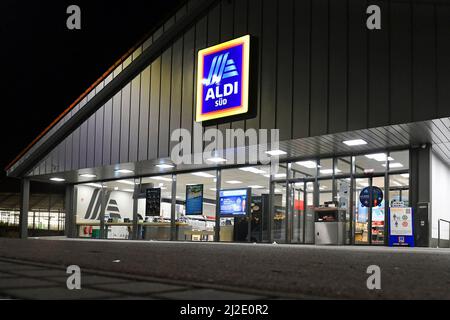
359;186;383;207
389;207;414;246
185;184;204;216
196;35;250;122
219;189;250;217
145;188;161;216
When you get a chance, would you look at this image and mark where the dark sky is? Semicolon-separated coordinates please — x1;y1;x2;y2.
0;0;183;189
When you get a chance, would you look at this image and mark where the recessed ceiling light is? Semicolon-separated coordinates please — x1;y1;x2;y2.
320;169;342;175
191;172;215;178
343;139;367;146
239;167;266;174
79;173;97;178
115;169;134;174
118;180;137;185
86;183;103;188
296;161;317;169
50;177;65;182
263;173;287;178
383;163;403;168
206;157;227;163
365;153;394;162
274;173;286;178
156;164;175;169
150;176;172;182
392;180;402;187
114;187;119;191
364;169;375;174
248;185;264;189
226;180;242;184
265;150;287;156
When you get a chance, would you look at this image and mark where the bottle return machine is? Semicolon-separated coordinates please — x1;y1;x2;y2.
314;206;346;245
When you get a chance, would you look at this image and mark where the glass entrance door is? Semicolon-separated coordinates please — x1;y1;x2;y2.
284;180;315;244
353;176;386;245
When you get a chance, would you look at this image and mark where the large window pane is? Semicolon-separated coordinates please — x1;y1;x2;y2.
371;176;386;245
319;159;333;177
75;183;103;239
355;154;387;174
221;166;270;242
138;175;173;240
354;178;369;244
389;174;410;207
389;151;409;172
177;171;216;242
291;160;318;178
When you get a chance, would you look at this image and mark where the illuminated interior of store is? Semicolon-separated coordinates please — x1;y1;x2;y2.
73;150;410;245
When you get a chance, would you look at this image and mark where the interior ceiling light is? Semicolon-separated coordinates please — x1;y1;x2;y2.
50;177;65;182
191;172;215;178
248;185;264;189
343;139;367;146
320;169;342;174
265;150;287;156
86;183;103;188
239;167;266;174
206;157;227;163
79;174;97;178
226;180;242;184
383;163;403;168
296;161;317;169
156;164;175;169
365;153;394;162
115;169;134;174
118;180;137;185
150;176;172;182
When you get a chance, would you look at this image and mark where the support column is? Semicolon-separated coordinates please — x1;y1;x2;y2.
19;179;30;239
64;185;74;238
170;174;177;241
132;181;139;240
214;169;221;242
99;188;106;239
410;145;432;247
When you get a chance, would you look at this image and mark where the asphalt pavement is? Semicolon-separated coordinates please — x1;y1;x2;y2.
0;237;449;299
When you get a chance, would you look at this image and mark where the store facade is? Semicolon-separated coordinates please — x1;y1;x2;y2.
6;0;450;247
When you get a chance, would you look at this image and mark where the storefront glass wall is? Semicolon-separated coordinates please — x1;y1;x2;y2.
72;150;410;245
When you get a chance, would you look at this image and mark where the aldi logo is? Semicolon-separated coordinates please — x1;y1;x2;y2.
196;35;250;122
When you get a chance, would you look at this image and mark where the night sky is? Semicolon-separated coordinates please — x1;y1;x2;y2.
0;0;183;189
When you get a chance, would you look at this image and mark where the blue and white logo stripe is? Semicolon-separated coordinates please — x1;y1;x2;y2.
203;52;239;86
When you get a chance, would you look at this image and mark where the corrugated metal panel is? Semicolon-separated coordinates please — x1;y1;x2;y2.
27;0;450;177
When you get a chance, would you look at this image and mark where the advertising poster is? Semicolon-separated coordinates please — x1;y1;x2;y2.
390;207;413;236
389;207;414;247
186;184;204;216
219;189;249;217
359;186;384;207
145;188;161;216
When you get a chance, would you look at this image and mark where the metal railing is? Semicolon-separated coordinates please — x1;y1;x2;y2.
438;219;450;248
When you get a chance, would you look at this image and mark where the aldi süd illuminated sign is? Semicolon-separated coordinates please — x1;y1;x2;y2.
196;35;250;122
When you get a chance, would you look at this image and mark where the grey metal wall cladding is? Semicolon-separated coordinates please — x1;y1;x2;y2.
28;0;450;176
